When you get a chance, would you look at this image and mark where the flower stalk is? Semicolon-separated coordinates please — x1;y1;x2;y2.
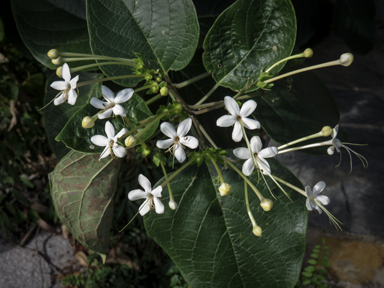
244;181;262;237
174;72;211;89
265;48;313;73
160;155;198;188
160;163;177;210
278;126;332;150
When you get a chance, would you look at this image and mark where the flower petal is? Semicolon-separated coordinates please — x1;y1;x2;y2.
98;109;113;119
62;63;71;82
216;115;237;127
50;81;68;91
233;147;251;159
99;146;110;160
151;186;162;198
259;147;278;159
160;122;177;138
174;144;186;163
177;118;192;137
156;139;175;149
53;94;65;106
112;104;126;117
316;195;330;206
114;128;128;140
242;117;260;130
90;97;107;109
305;186;313;198
240;100;257;117
67;89;77;105
128;189;149;201
258;157;271;175
306;198;313;211
250;136;262;153
114;88;134;103
69;75;79;89
242;158;254;176
232;121;243;142
332;124;339;139
112;146;126;158
90;135;109;146
224;96;240;116
315;205;322;214
101;85;115;102
139;201;150;216
313;181;326;195
105;121;115;139
153;197;164;214
138;174;152;193
180;136;198;149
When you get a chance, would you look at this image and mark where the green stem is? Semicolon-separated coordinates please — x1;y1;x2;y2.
265;52;307;73
273;176;306;196
57;52;137;65
194;83;220;106
134;83;158;93
161;156;198;188
174;72;211;89
160;163;175;203
244;181;258;228
77;74;148;87
195;119;218;149
70;61;133;73
208;154;224;183
146;93;163;105
278;131;325;150
240;121;258;169
124;117;146;147
278;140;332;154
122;113;164;139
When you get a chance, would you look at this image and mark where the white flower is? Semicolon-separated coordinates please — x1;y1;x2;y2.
128;174;164;216
233;136;277;176
305;181;330;214
156;118;199;163
90;121;127;160
50;63;79;105
327;124;368;173
90;85;133;119
216;96;260;142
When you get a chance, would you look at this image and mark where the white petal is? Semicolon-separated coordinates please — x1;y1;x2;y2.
62;63;71;82
112;146;126;158
232;121;243;142
242;158;254;176
152;186;162;198
224;96;240;116
327;146;335;155
50;81;68;91
114;88;134;103
156;139;175;149
69;75;79;89
139;201;150;216
90;135;109;147
258;157;271;175
313;181;326;195
105;121;115;139
305;186;313;198
332;124;339;139
99;146;110;160
101;85;115;102
128;189;149;201
115;128;128;140
316;195;330;206
259;147;278;159
315;205;322;214
153;197;164;214
98;109;113;119
177;118;192;137
233;147;251;160
53;94;65;105
160;122;177;138
112;104;126;117
174;144;186;163
216;115;237;127
90;97;107;109
67;89;77;105
138;174;152;193
242;118;260;130
180;136;198;149
306;198;313;211
250;136;263;153
239;100;257;117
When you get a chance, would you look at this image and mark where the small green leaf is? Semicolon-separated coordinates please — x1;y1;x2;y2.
20;176;34;188
302;279;311;285
308;259;317;265
301;271;313;278
315;245;321;248
305;266;316;272
315;274;327;281
311;253;319;258
313;249;320;253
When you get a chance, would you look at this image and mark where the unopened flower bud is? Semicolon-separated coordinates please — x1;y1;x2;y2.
219;183;232;196
252;225;262;237
340;53;353;67
56;66;63;78
125;135;136;147
156;76;162;82
160;87;169;96
303;48;313;58
47;49;60;59
82;116;96;129
321;126;332;137
260;198;273;211
51;56;63;65
141;147;151;156
169;200;178;210
145;75;153;81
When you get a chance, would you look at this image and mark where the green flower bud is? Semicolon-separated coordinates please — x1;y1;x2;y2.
51;56;63;65
141;147;151;156
218;183;232;196
160;87;169;96
260;198;273;211
82;116;96;129
145;75;153;81
155;76;162;82
303;48;313;58
321;126;333;137
125;135;136;147
47;49;60;59
340;53;354;67
252;225;262;237
56;66;63;78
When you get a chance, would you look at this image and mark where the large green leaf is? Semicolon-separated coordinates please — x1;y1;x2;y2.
50;150;120;254
12;0;93;69
86;0;200;87
44;72;102;160
145;158;307;288
202;0;296;91
255;72;340;155
56;93;158;154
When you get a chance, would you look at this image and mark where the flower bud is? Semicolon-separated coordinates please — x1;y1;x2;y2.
303;48;313;58
260;198;273;211
155;76;162;82
145;75;153;81
82;116;96;129
47;49;60;59
340;53;354;67
141;147;151;156
321;126;333;137
252;225;262;237
51;56;63;65
160;87;169;96
56;66;63;78
124;135;136;147
169;200;178;210
218;183;232;196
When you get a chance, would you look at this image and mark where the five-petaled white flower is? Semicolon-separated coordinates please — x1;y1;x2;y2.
233;136;278;176
90;85;133;119
327;124;368;173
305;181;330;214
50;63;79;105
156;118;199;163
128;174;164;216
216;96;260;142
90;121;127;160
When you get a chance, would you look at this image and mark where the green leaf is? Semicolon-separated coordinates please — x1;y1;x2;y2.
12;0;93;69
304;266;315;272
202;0;296;91
86;0;200;86
308;259;317;265
301;271;313;278
20;176;34;188
255;72;339;155
56;93;157;154
310;253;319;258
49;150;120;254
145;158;307;287
301;279;311;285
313;249;320;253
44;72;103;160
